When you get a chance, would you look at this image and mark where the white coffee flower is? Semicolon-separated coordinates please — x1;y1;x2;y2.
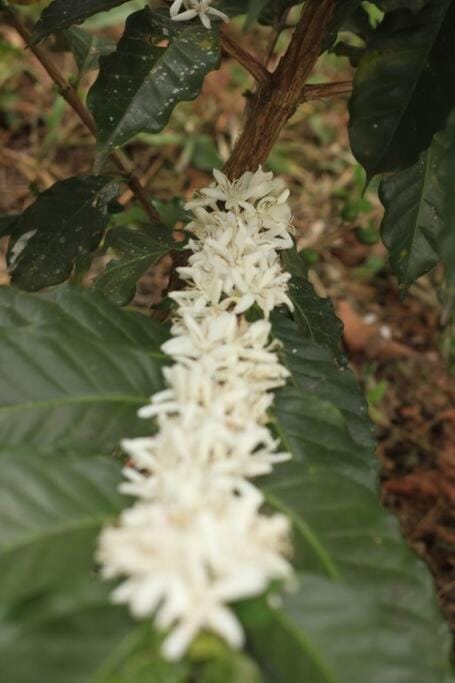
121;403;289;505
98;167;296;660
98;493;291;660
186;167;288;213
162;313;289;389
169;0;229;29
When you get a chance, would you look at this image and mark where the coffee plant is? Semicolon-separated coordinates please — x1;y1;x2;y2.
0;0;454;681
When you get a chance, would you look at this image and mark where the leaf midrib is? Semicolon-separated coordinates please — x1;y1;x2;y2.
266;417;341;580
0;393;149;415
270;605;340;683
1;513;109;555
265;490;340;580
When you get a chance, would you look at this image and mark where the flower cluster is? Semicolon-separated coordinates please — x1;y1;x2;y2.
169;0;229;29
98;167;295;660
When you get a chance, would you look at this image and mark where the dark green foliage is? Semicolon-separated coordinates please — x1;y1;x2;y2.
349;0;455;177
284;278;345;362
0;286;167;452
247;311;454;682
380;130;447;285
0;214;17;237
0;580;141;683
239;573;451;683
376;0;429;10
33;0;133;42
439;109;455;289
0;451;125;605
87;8;220;157
95;225;183;306
7;176;117;291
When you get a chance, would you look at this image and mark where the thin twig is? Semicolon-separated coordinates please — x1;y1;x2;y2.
4;6;160;222
302;80;353;101
220;30;270;85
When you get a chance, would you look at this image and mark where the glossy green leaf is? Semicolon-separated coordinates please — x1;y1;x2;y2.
33;0;134;42
249;311;454;682
0;451;125;604
285;277;344;362
239;575;453;683
349;0;455;177
87;8;220;157
280;247;308;279
8;176;117;292
0;286;167;452
272;313;375;487
94;225;179;305
279;252;344;360
0;285;167;349
379;131;447;285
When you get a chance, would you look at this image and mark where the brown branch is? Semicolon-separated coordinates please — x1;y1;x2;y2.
302;80;353;101
4;6;160;222
220;30;270;86
223;0;335;179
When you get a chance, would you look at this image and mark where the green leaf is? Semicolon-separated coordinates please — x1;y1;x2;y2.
323;0;363;50
94;225;180;306
33;0;134;42
62;27;115;75
239;575;453;683
439;109;455;290
0;214;17;237
0;451;125;604
0;579;141;683
376;0;429;11
280;247;308;279
272;313;375;488
0;285;167;452
8;176;117;292
0;576;189;682
379;130;447;285
0;285;167;348
349;0;455;177
198;651;263;683
280;252;344;360
284;278;344;362
105;650;189;683
87;8;220;158
246;311;454;682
